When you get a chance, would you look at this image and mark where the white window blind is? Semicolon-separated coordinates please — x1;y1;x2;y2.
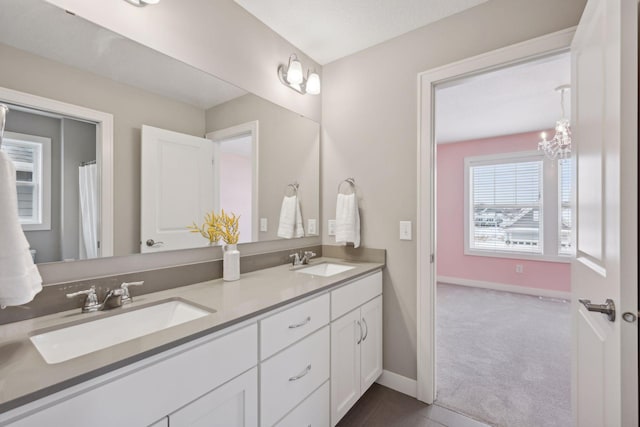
558;158;572;255
469;159;543;254
1;131;51;230
2;141;42;224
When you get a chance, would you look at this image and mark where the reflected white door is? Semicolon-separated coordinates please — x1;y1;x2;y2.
141;125;218;253
571;0;638;426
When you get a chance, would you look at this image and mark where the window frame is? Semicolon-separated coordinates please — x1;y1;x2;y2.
464;150;570;263
2;131;52;231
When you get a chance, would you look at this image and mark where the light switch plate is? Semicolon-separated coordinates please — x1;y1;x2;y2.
400;221;412;240
308;219;317;235
260;218;268;232
328;219;337;236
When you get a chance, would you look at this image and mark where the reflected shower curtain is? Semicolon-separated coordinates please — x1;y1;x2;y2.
79;163;98;259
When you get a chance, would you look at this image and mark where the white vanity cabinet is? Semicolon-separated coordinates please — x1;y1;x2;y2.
330;272;383;426
170;368;258;427
1;267;384;427
3;324;258;427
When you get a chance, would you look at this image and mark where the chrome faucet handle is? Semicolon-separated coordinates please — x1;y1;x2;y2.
66;286;100;313
120;281;144;304
289;253;302;266
302;251;317;264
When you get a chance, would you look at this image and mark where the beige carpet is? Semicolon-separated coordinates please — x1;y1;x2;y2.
436;283;571;427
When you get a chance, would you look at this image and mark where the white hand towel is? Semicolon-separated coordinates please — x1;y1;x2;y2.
0;150;42;306
277;195;305;239
335;193;360;248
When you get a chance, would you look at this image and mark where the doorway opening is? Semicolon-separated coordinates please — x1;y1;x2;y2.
206;120;259;243
432;52;573;426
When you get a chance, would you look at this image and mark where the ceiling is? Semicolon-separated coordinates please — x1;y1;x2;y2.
233;0;488;65
435;52;571;144
0;0;246;110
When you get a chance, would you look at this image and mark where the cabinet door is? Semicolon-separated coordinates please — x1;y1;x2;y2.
360;296;383;393
170;368;258;427
330;309;362;426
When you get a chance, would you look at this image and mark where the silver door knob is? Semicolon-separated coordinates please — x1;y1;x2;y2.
579;298;616;322
145;239;164;248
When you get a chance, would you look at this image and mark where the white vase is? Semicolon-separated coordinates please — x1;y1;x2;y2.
223;244;240;281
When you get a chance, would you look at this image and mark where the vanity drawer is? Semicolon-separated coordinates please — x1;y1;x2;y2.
260;293;329;359
274;381;330;427
331;271;382;320
260;326;330;427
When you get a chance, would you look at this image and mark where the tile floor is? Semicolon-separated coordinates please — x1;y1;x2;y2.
337;383;491;427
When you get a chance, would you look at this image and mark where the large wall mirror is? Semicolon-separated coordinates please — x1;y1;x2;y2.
0;0;320;264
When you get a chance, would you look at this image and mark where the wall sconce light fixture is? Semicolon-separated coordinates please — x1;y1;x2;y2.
124;0;160;7
278;54;321;95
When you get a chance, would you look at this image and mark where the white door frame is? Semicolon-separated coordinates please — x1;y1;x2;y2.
416;28;575;403
206;120;259;242
0;86;114;257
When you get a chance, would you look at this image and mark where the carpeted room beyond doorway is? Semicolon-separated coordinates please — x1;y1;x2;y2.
436;283;571;427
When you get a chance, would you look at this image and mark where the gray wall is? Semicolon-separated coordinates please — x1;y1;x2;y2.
321;0;586;380
5;109;61;263
206;94;320;241
0;43;206;256
61;118;96;260
46;0;322;123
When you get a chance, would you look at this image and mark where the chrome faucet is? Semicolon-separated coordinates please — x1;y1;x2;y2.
289;250;317;266
66;281;144;313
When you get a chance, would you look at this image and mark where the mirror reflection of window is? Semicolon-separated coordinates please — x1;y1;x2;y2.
1;132;50;229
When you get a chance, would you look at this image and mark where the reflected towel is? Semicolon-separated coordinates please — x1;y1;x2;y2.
0;151;42;307
277;195;304;239
335;193;360;248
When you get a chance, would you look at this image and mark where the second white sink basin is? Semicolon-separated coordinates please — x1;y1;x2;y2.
295;263;355;277
30;299;214;364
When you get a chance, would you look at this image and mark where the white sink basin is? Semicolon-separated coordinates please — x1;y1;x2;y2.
295;263;355;277
30;299;214;364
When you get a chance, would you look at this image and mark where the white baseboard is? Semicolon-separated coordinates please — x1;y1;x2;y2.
437;275;571;300
376;370;417;398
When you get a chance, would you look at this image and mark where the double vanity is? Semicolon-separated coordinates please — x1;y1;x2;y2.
0;258;384;427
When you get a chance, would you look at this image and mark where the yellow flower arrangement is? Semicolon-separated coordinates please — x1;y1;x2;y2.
188;209;240;245
217;209;240;245
188;211;221;245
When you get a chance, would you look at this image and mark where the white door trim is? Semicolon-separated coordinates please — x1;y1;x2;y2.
416;27;575;404
0;86;114;257
206;120;259;242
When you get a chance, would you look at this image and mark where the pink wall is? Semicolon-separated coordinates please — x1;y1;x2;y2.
436;130;571;293
220;152;253;243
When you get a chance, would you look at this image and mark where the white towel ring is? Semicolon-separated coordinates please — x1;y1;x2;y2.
338;178;356;195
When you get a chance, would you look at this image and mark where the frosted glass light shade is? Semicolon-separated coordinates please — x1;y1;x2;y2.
286;59;304;85
306;72;321;95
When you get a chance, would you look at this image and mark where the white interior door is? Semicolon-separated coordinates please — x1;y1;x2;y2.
141;125;218;253
571;1;638;426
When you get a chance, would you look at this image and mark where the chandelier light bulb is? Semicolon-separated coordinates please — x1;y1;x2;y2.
538;86;572;160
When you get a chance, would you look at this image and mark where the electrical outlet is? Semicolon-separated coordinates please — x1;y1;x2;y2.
516;264;523;273
400;221;412;240
308;219;317;235
260;218;268;232
328;219;336;236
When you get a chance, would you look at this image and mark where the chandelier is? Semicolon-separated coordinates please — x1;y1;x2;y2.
538;84;571;160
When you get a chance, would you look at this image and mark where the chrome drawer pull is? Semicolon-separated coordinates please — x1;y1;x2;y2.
362;318;368;341
288;316;311;329
289;364;312;381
